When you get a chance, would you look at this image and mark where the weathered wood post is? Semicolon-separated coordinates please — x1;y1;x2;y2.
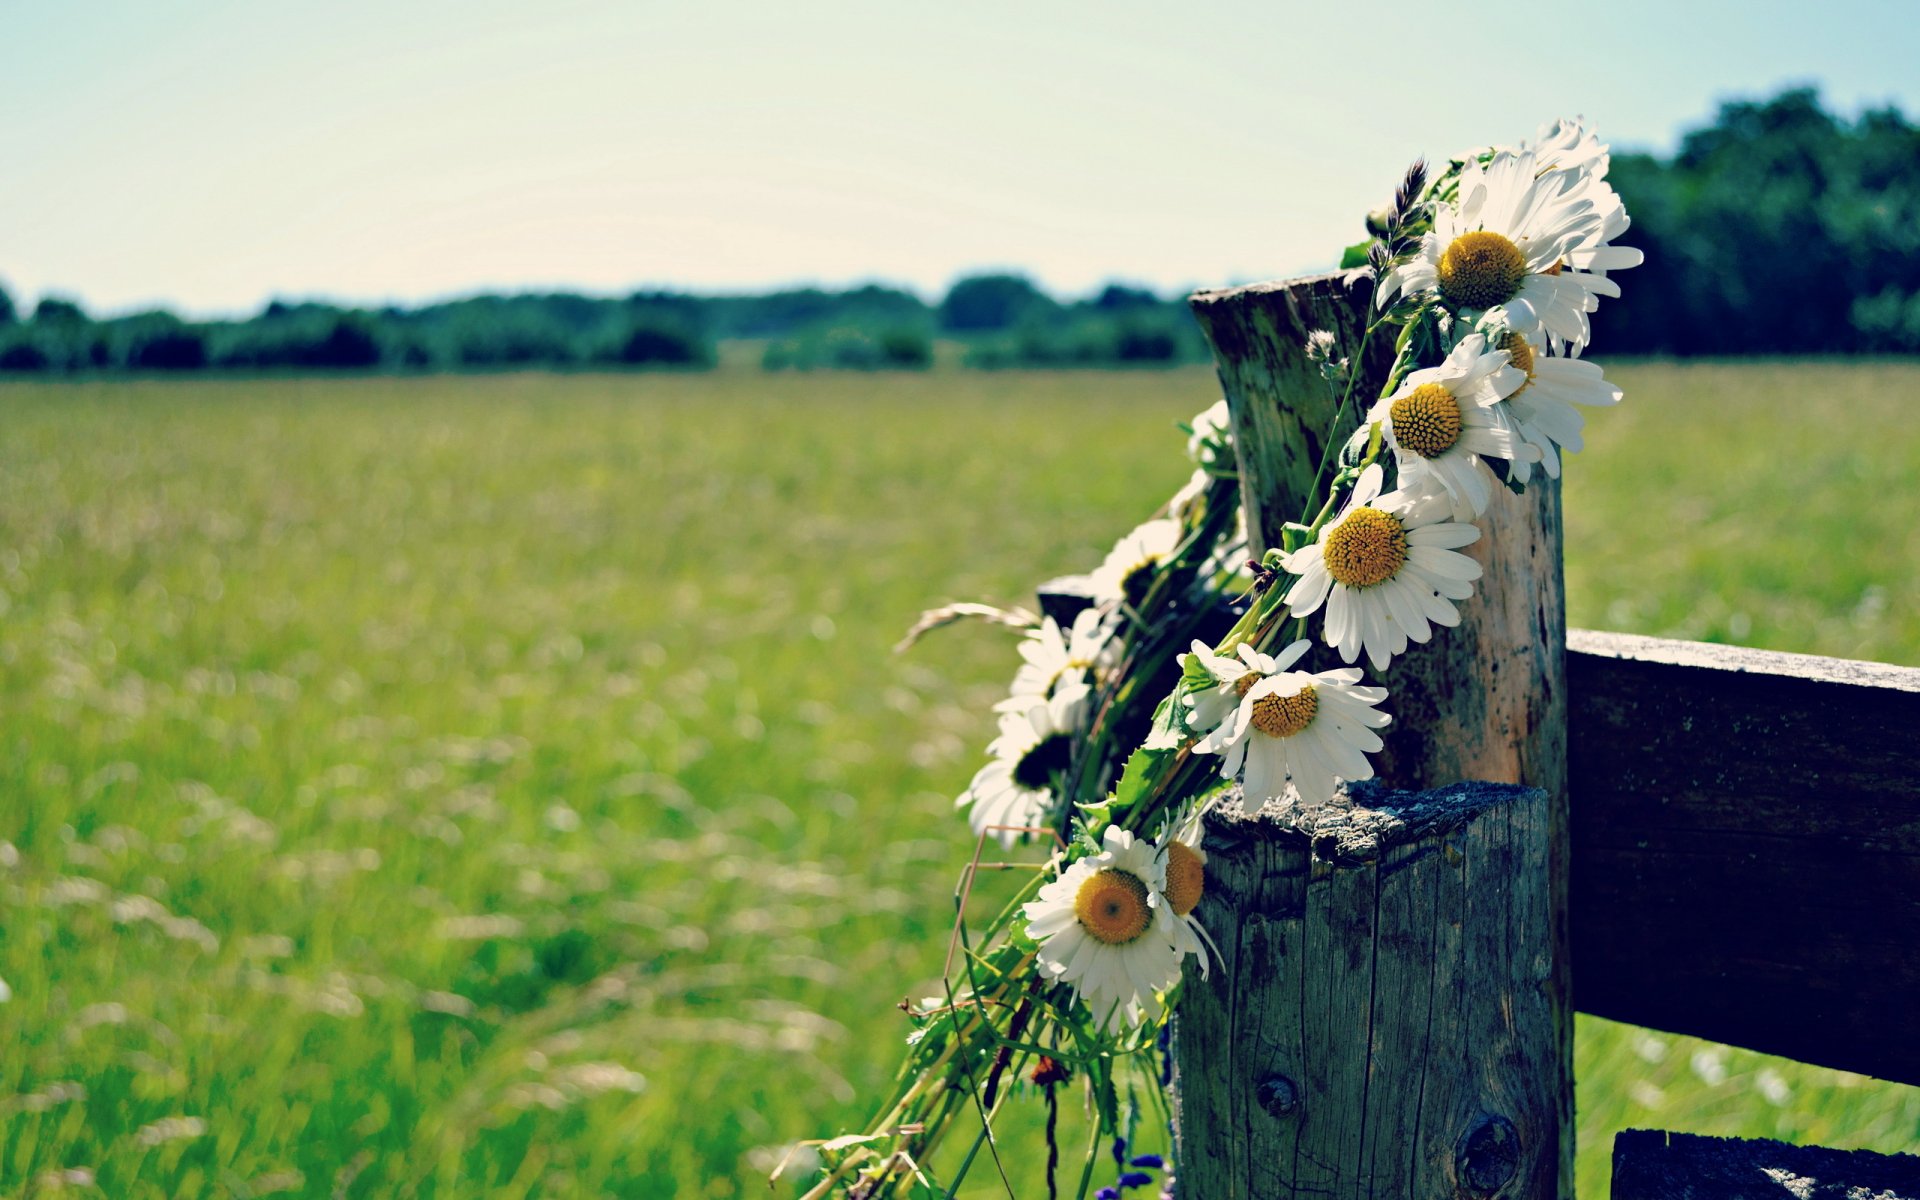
1170;272;1572;1198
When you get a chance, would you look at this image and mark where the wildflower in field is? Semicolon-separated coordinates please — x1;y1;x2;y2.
1189;638;1391;810
1495;332;1623;483
997;607;1116;727
960;695;1078;847
1281;465;1483;671
1024;827;1182;1029
1090;518;1182;610
1367;332;1530;520
1186;398;1233;471
1378;150;1625;349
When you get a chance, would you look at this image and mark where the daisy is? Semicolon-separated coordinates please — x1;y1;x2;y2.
1524;116;1611;177
1496;332;1623;484
958;694;1077;848
1281;465;1483;672
1526;120;1644;313
1186;398;1233;471
995;607;1117;726
1177;638;1291;743
1023;827;1182;1030
1167;467;1210;524
1156;808;1218;978
1367;332;1530;521
1190;639;1391;810
1089;517;1182;610
1378;150;1619;349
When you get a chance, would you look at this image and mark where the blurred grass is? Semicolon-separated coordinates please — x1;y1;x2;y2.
0;362;1914;1198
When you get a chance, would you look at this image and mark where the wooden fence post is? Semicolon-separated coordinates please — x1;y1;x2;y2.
1171;273;1572;1197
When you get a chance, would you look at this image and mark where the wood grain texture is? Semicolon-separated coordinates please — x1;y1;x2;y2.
1187;271;1393;553
1567;630;1920;1085
1611;1129;1920;1199
1184;274;1572;1188
1172;782;1557;1200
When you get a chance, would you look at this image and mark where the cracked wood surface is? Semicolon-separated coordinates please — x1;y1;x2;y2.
1172;782;1557;1200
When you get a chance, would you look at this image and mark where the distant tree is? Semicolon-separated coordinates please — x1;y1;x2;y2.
1113;321;1179;363
1593;87;1920;354
123;324;208;371
939;274;1053;332
303;316;382;368
0;285;15;325
0;334;49;371
33;296;88;325
605;318;714;367
1092;283;1163;311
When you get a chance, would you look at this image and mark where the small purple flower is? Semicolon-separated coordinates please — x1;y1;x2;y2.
1096;1190;1120;1200
1112;1137;1128;1164
1129;1155;1165;1170
1119;1172;1154;1189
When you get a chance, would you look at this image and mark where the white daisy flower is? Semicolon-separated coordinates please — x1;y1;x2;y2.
1281;465;1483;672
1526;120;1643;330
1190;639;1391;810
1023;827;1182;1030
1168;467;1210;524
1379;150;1620;349
1367;332;1531;521
1156;808;1218;978
1178;637;1294;743
959;694;1077;848
1089;517;1182;609
1186;398;1233;470
1496;333;1623;483
1524;116;1611;177
995;607;1117;726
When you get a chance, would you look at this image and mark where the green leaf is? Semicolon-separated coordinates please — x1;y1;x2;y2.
1111;744;1172;815
1179;654;1213;692
1338;239;1375;269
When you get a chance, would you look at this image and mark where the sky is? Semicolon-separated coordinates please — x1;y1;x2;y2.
3;0;1917;319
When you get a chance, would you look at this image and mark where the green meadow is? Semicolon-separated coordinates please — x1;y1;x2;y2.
2;362;1916;1198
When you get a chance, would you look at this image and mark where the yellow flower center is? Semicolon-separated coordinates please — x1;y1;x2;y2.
1499;331;1538;398
1073;868;1152;945
1164;841;1205;917
1437;230;1528;310
1500;331;1537;380
1388;383;1463;458
1322;507;1408;589
1250;684;1317;738
1234;672;1260;697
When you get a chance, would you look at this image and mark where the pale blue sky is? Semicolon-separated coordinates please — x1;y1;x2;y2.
3;0;1916;317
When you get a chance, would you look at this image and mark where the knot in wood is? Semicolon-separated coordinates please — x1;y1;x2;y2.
1255;1075;1299;1118
1456;1114;1520;1198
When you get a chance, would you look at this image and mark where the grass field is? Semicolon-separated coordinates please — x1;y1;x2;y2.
2;362;1916;1198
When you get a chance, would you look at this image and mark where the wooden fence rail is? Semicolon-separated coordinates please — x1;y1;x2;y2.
1567;629;1920;1085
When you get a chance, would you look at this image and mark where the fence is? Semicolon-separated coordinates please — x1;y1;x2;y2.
1167;271;1920;1198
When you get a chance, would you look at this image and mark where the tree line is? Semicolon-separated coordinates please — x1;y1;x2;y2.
1;87;1914;376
